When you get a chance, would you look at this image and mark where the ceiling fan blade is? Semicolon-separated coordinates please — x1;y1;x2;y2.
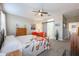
32;11;37;12
32;11;40;14
34;13;38;16
41;12;48;14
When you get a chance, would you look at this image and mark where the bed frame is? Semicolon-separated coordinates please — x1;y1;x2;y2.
16;28;27;36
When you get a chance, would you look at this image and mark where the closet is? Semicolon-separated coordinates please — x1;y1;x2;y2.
43;20;55;39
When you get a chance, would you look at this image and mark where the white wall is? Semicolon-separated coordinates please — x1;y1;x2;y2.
32;20;43;32
35;22;43;32
6;13;32;35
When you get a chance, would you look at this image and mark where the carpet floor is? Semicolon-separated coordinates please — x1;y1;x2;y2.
38;39;70;56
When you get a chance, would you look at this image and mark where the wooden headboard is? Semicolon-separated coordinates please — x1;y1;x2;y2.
16;28;27;36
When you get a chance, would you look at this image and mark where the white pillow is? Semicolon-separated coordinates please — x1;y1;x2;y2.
1;35;22;54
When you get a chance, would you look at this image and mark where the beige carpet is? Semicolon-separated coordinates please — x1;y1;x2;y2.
38;39;70;56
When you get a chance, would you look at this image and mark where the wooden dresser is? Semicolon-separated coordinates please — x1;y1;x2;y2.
16;28;27;36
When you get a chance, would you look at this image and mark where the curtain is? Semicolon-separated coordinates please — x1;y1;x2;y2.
0;11;1;31
1;11;6;36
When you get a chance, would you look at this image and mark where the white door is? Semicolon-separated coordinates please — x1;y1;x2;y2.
47;22;55;39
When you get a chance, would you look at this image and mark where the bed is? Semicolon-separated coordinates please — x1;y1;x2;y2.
15;28;49;56
0;28;49;56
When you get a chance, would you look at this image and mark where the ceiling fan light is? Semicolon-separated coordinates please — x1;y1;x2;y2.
38;13;42;16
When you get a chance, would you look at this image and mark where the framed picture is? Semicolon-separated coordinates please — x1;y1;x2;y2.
72;25;76;28
31;24;36;30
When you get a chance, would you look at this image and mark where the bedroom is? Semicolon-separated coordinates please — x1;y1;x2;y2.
0;3;79;56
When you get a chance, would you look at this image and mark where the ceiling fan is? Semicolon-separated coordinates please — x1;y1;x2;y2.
32;8;50;16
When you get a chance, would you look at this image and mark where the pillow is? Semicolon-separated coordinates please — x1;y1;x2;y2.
1;35;22;54
38;32;45;37
32;32;38;35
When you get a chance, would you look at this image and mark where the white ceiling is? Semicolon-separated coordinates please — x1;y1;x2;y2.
2;3;79;20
